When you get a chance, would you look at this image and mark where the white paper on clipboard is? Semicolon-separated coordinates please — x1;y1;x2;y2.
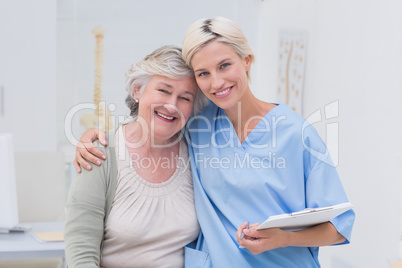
256;202;353;231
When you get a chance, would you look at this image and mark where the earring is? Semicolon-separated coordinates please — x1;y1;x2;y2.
135;99;139;103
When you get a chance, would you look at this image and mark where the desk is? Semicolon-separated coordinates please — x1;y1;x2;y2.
0;221;64;260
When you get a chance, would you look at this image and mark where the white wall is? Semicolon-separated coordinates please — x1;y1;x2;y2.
56;0;262;152
259;0;402;267
0;0;57;151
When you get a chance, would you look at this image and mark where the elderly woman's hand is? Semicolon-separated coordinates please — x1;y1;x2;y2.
73;128;108;173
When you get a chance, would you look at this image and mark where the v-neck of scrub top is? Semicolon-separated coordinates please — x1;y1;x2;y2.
216;103;285;150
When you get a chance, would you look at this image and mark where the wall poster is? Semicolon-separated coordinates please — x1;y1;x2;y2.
276;30;308;114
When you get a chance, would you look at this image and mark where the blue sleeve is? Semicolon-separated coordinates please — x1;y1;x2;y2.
303;125;355;244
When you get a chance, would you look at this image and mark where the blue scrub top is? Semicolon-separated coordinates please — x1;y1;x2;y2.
184;102;355;268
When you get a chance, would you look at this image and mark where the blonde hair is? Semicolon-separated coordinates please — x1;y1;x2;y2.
125;45;207;117
182;17;255;80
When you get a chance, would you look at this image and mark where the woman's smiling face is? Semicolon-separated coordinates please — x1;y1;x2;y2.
191;40;251;111
135;75;197;143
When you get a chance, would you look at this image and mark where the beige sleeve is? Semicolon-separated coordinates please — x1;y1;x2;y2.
64;147;108;268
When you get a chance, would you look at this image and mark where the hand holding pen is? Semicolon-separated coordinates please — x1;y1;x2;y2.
237;221;260;248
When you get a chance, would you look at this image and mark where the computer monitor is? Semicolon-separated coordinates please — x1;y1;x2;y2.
0;133;19;229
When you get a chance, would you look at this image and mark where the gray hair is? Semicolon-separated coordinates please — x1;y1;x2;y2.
182;17;255;80
125;45;208;117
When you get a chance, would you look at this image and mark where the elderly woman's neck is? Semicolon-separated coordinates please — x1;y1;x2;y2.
123;122;180;154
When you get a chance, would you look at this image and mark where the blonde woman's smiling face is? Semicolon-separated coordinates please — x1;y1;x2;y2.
191;40;251;110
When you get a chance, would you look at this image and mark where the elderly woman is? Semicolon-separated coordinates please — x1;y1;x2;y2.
64;45;207;268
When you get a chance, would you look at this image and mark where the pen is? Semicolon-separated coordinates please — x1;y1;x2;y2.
290;206;333;216
239;222;249;248
240;223;249;239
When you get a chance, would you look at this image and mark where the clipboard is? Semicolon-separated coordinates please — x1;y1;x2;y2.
256;202;353;231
